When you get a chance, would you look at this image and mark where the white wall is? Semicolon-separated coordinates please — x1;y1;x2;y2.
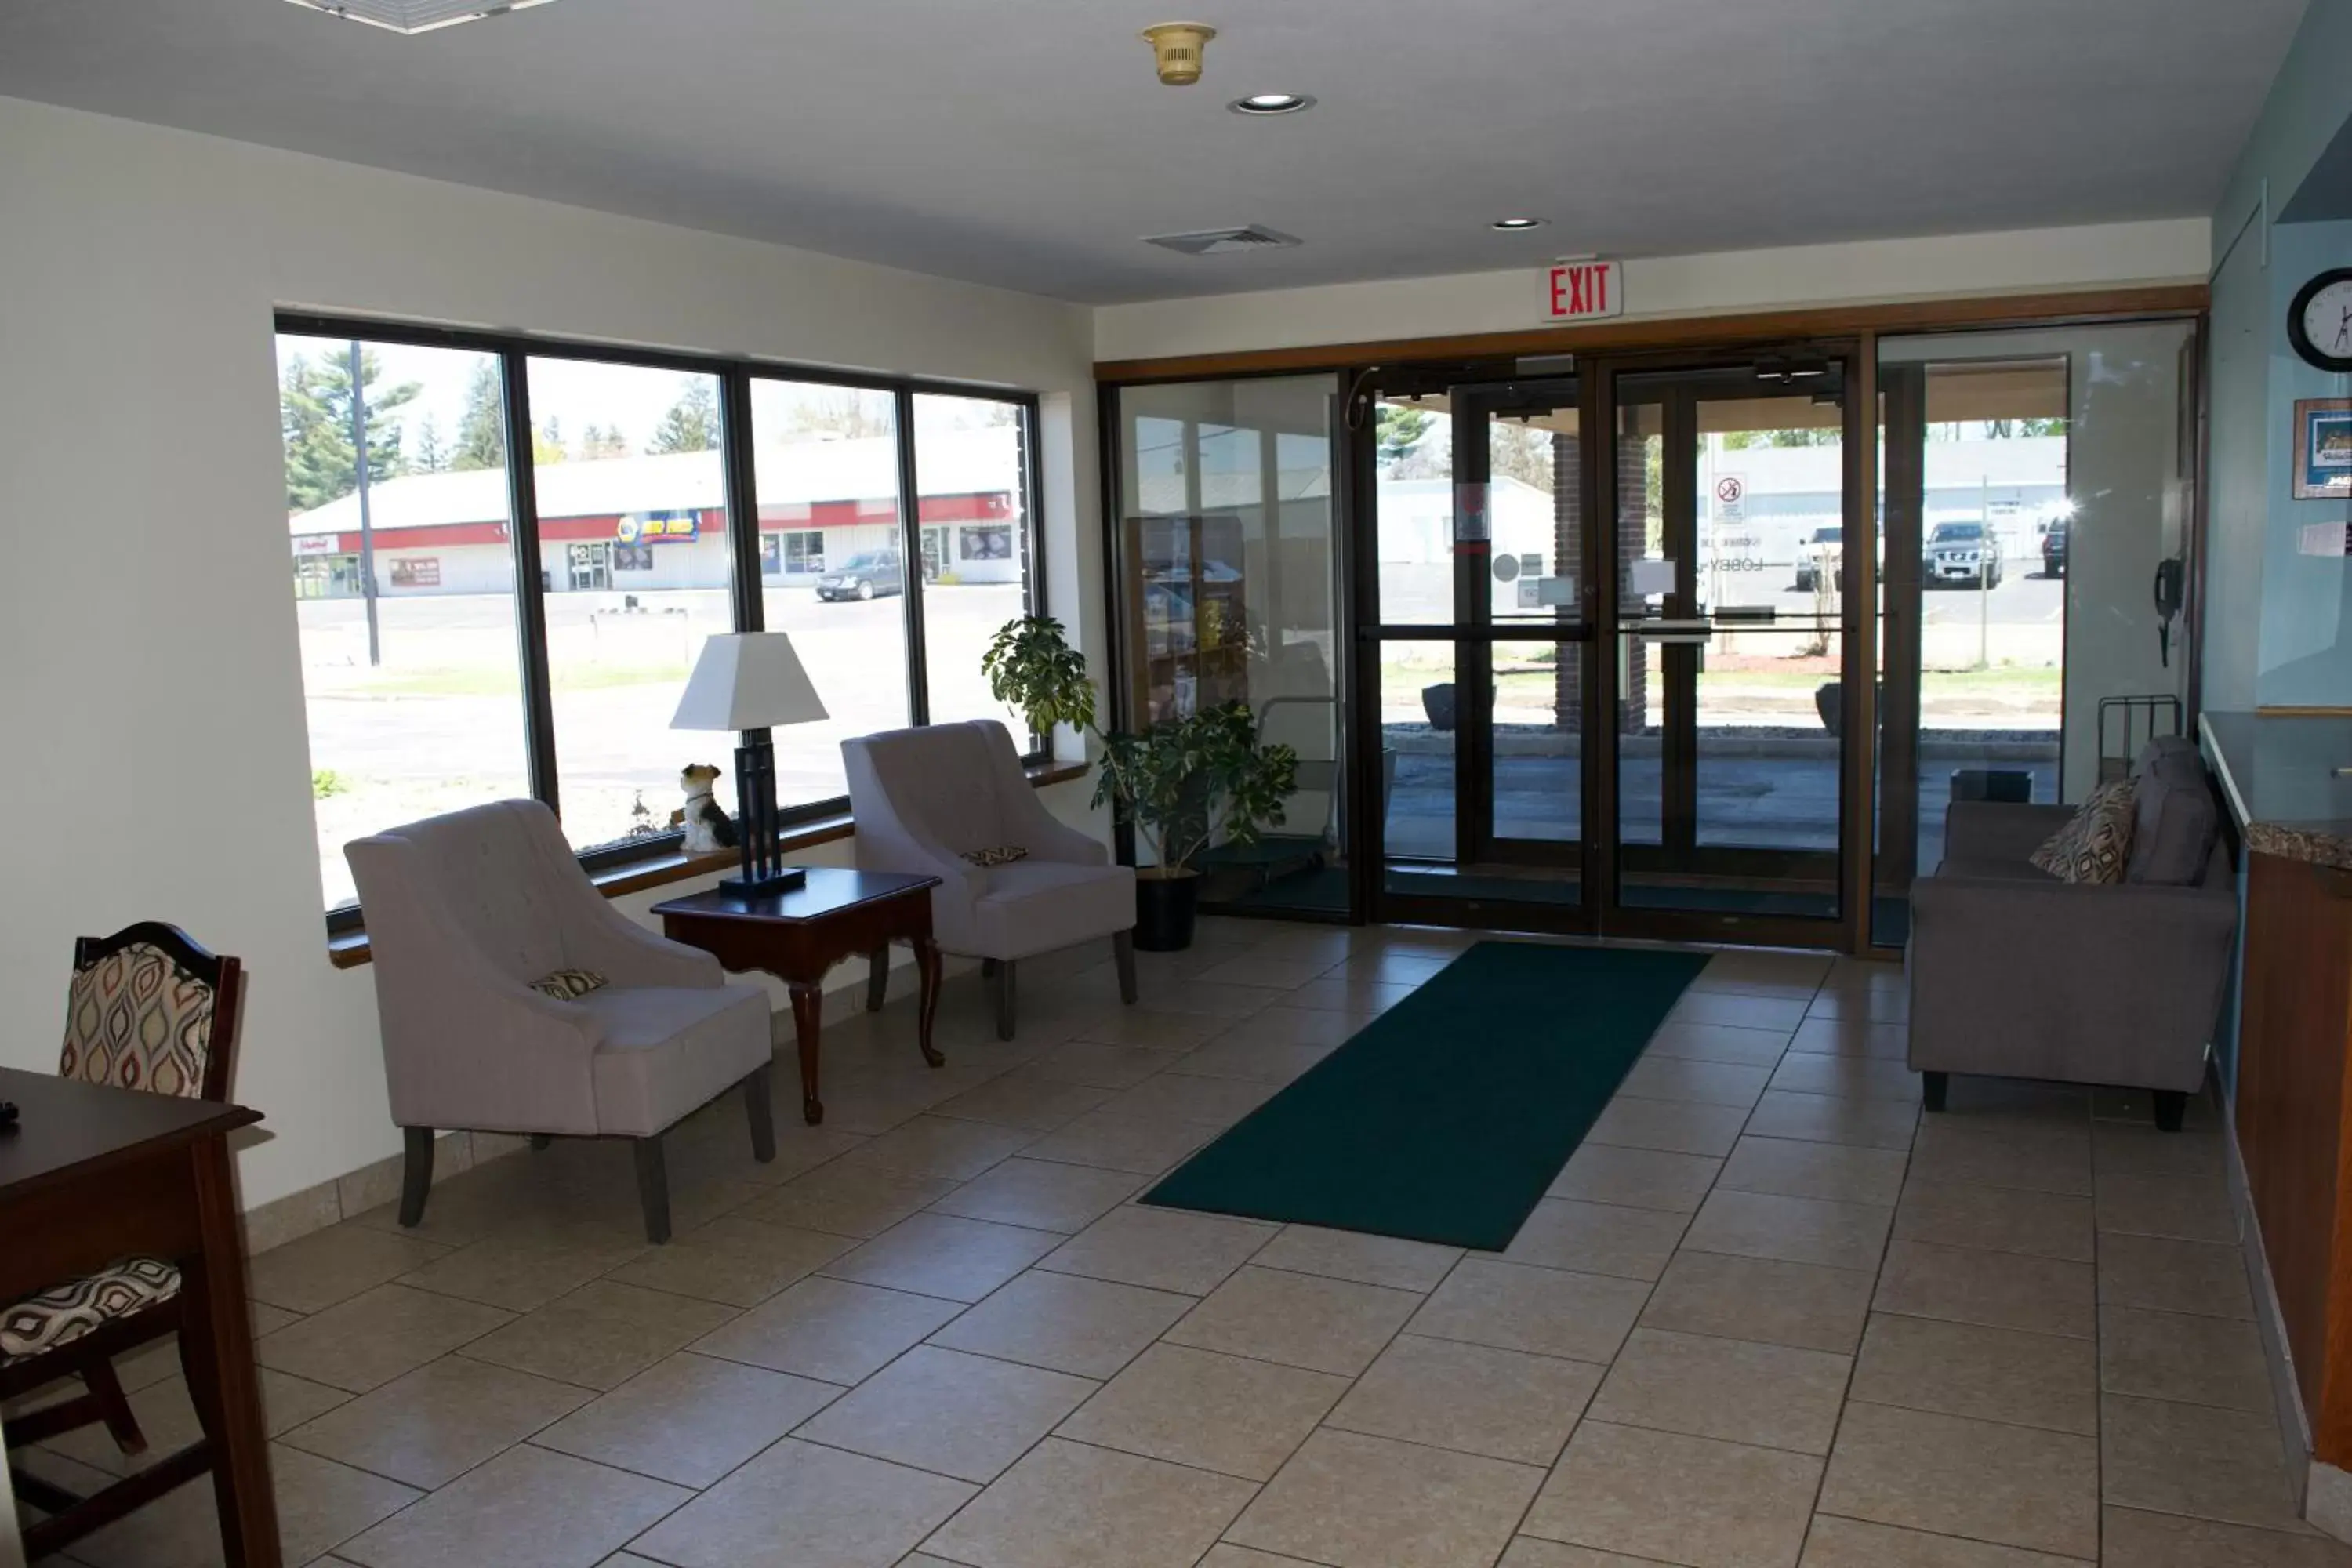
1094;219;2212;363
0;94;1099;1212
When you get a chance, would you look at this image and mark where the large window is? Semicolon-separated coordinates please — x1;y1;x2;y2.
276;318;1046;920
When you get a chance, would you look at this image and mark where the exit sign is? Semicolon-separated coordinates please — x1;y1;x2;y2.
1544;259;1623;322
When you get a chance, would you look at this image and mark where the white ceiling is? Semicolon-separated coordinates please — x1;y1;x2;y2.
0;0;2304;304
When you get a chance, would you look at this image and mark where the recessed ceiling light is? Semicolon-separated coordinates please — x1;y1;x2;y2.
283;0;557;34
1229;93;1316;116
1492;217;1548;231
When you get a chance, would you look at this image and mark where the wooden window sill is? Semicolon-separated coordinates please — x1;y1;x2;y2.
326;759;1092;970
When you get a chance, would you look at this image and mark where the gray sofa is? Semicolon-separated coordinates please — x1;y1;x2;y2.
347;799;777;1242
1907;737;2238;1130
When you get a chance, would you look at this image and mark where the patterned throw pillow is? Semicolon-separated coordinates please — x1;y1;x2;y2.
530;967;608;1000
2029;780;2138;884
961;845;1030;868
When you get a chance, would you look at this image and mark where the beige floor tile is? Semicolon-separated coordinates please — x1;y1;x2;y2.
1522;1419;1821;1568
691;1276;960;1384
1787;1017;1910;1060
832;1115;1037;1181
337;1444;688;1568
823;1211;1061;1302
1820;1402;2098;1559
1639;1250;1875;1355
931;1070;1119;1131
2093;1086;2221;1131
1807;987;1908;1024
924;1436;1254;1568
278;1353;590;1490
1164;1265;1420;1377
1548;1145;1722;1214
256;1283;515;1394
532;1349;838;1487
1768;1054;1922;1103
1249;1225;1461;1292
458;1279;735;1392
1200;1548;1334;1568
1287;978;1414;1014
1894;1180;2094;1262
1057;1341;1346;1480
797;1344;1095;1483
927;1157;1142;1233
1215;1006;1368;1049
2096;1171;2238;1244
1588;1327;1849;1456
1617;1055;1773;1109
2092;1122;2228;1181
2100;1303;2274;1412
1177;1036;1336;1086
1229;1427;1544;1568
2096;1232;2255;1320
1501;1198;1689;1282
1683;1189;1892;1272
1501;1541;1691;1568
1719;1136;1907;1206
1801;1515;2085;1566
248;1223;455;1316
1039;1205;1275;1294
1102;1071;1279;1128
1137;978;1292;1018
67;1443;422;1568
1668;992;1809;1033
1875;1236;2096;1338
1030;1039;1192;1088
394;1225;650;1313
1642;1022;1791;1069
603;1216;851;1308
1327;1333;1599;1466
2099;1505;2352;1566
2101;1393;2303;1531
38;1367;350;1477
1848;1312;2097;1435
1407;1258;1650;1364
733;1163;962;1240
632;1439;972;1568
1907;1118;2093;1198
1020;1109;1210;1175
929;1268;1192;1378
1195;954;1336;989
1069;1007;1232;1051
1744;1090;1919;1151
1584;1095;1751;1158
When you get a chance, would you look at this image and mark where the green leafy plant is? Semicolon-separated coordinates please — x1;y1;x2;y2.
983;615;1298;878
311;768;347;799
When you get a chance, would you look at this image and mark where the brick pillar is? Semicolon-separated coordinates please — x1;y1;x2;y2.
1618;434;1651;735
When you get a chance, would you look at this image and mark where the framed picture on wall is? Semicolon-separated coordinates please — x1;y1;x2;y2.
2293;397;2352;501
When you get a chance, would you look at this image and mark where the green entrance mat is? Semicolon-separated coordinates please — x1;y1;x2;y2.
1142;942;1709;1250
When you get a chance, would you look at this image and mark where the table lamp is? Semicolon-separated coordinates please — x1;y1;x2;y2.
671;633;829;896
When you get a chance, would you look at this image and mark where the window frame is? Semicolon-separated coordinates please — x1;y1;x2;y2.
278;312;1049;932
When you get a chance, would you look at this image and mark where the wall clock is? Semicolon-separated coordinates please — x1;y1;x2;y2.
2290;267;2352;374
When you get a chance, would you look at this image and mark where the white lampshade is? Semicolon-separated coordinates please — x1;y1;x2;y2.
670;633;830;731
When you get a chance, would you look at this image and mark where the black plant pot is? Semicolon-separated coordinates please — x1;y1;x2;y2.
1134;871;1200;953
1422;683;1458;731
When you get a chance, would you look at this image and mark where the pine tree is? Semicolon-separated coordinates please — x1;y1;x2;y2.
650;379;720;454
279;348;421;514
451;359;506;471
413;414;447;473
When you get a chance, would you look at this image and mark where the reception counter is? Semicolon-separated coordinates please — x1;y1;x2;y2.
2203;711;2352;1469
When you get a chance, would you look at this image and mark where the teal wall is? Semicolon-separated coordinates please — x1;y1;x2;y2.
2205;2;2352;711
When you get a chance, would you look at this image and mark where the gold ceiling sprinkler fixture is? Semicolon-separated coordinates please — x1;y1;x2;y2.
1142;22;1217;85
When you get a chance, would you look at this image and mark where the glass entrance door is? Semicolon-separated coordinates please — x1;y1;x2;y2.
1607;361;1857;934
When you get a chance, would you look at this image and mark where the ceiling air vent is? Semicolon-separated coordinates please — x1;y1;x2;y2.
1142;226;1302;257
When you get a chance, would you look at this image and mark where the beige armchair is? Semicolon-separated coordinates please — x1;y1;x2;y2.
844;720;1136;1038
347;799;776;1242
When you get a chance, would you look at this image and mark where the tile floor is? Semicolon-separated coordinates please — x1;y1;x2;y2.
13;917;2347;1568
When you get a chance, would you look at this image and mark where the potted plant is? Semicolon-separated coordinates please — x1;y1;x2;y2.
984;616;1299;951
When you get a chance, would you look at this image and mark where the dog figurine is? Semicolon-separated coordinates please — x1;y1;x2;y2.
677;764;739;854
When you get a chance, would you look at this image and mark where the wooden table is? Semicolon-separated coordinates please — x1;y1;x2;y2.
0;1066;275;1564
655;869;944;1126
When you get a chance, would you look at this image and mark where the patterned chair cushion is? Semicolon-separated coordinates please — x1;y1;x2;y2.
60;942;216;1097
1;1258;181;1363
960;844;1030;868
2029;779;2139;885
529;967;609;1001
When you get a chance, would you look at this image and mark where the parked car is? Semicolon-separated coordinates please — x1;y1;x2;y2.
816;551;904;601
1792;526;1884;592
2042;518;2067;578
1925;521;2003;589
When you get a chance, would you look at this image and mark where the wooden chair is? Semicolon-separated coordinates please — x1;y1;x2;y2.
2;922;245;1560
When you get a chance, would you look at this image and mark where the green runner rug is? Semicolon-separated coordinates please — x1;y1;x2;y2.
1142;941;1709;1250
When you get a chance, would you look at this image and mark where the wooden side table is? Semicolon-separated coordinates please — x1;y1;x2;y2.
655;868;943;1126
